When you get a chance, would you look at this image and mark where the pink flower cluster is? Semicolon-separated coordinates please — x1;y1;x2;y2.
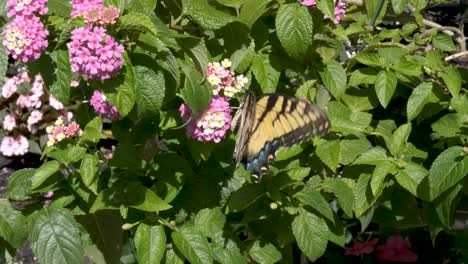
376;236;418;262
46;118;82;146
0;135;29;157
70;0;103;18
2;14;49;62
83;5;120;25
68;25;124;80
206;59;248;98
7;0;48;17
16;74;45;109
180;95;232;143
89;90;120;120
300;0;346;24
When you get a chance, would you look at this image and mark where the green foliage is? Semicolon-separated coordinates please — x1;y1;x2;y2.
3;0;468;262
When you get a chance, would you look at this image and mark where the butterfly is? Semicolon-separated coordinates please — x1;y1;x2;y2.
231;91;331;182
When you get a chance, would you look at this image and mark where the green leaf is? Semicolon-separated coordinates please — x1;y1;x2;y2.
171;226;213;264
425;50;445;70
327;101;372;134
194;208;226;239
164;248;185;264
47;0;72;16
118;12;158;35
428;146;468;201
451;94;468;114
322;178;354;217
134;65;166;116
388;123;412;157
292;209;328;261
49;49;71;104
226;184;265;212
239;0;273;28
213;240;246;264
0;42;8;86
316;139;340;171
431;113;464;138
78;210;123;264
106;53;136;117
182;0;238;30
395;162;429;200
315;0;335;20
126;0;158;14
319;60;347;99
180;62;212;116
135;223;166;264
392;0;408;14
48;146;87;166
275;3;313;60
80;154;99;194
0;201;27;248
251;54;280;93
348;68;378;87
31;160;60;190
178;38;210;77
439;66;461;98
231;41;256;73
371;161;395;195
78;117;105;144
287;167;312;181
294;186;334;223
249;240;282;264
6;168;34;201
354;173;380;217
30;208;84;264
353;147;388;165
432;33;457;52
339;137;372;165
374;70;398;108
354;53;381;67
216;0;247;9
434;184;463;228
407;82;437;121
275;145;304;161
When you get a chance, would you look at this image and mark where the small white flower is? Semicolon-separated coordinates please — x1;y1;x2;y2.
207;74;221;86
221;59;232;68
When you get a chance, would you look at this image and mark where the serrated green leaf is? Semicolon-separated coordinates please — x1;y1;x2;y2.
80;154;99;194
47;0;72;16
327;101;372;133
126;0;158;14
425;50;445;70
48;146;87;166
239;0;273;28
106;53;136;117
287;167;311;181
49;49;71;104
395;162;429;200
134;65;165;116
194;208;226;239
322;178;354;217
6;168;34;201
319;60;347;99
432;33;457;52
0;43;7;85
439;66;461;98
316;139;340;171
182;0;238;30
31;160;60;190
178;38;210;77
434;184;463;228
213;240;247;264
180;62;212;116
354;173;380;218
388;123;412;157
171;226;213;264
231;40;256;72
392;60;423;76
275;3;313;60
135;223;166;264
407;82;436;121
30;208;84;264
294;186;334;222
315;0;335;20
339;137;372;165
431;113;464;138
216;0;247;9
0;201;27;248
118;12;158;35
275;145;304;161
379;47;408;65
392;0;408;14
226;184;265;212
78;117;105;144
354;53;381;67
164;248;185;264
428;146;468;201
292;209;328;261
348;68;378;87
353;147;388;165
371;161;395;195
375;70;398;108
451;94;468;114
249;240;282;264
251;54;280;93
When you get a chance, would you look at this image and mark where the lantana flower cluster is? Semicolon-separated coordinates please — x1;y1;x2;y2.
45;118;82;146
2;0;49;62
89;90;120;120
68;1;124;81
300;0;346;24
180;59;248;143
0;70;73;157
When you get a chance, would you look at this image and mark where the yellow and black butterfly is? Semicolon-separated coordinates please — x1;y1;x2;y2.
231;91;331;182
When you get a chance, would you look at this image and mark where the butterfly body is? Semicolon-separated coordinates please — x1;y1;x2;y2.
232;91;330;181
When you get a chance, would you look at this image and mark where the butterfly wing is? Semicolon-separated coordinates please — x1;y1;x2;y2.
241;94;330;179
231;91;256;168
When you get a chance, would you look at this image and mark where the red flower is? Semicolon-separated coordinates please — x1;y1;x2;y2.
376;235;418;263
345;238;379;256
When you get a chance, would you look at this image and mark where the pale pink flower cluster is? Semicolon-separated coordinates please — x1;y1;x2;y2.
300;0;346;24
180;95;232;143
46;118;82;146
70;0;103;18
16;74;44;109
7;0;48;17
27;110;43;133
68;25;124;80
3;115;16;131
83;5;120;25
0;135;29;157
89;90;120;120
206;59;248;98
49;95;64;110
